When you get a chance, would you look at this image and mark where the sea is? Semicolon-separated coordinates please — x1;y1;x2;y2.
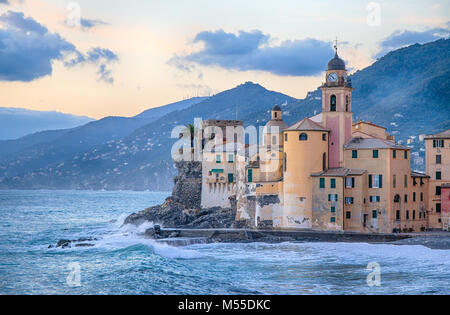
0;190;449;295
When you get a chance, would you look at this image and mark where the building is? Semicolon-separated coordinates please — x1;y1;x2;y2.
198;48;450;233
200;120;245;209
425;129;450;230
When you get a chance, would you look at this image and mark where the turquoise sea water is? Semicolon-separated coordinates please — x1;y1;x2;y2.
0;190;449;295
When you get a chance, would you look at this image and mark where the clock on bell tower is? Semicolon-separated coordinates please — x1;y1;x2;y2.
320;41;354;168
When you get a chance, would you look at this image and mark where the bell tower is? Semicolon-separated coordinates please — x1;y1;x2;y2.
320;40;353;168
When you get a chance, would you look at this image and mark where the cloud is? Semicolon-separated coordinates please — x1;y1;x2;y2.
0;11;118;83
0;0;9;5
377;23;450;57
169;29;334;77
80;18;109;30
65;47;118;84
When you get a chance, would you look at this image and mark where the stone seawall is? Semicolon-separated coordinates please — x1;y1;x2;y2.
148;227;412;244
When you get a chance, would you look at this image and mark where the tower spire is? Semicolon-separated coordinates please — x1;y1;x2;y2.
334;36;339;56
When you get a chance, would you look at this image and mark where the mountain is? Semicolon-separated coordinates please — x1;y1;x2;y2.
135;97;209;119
0;107;94;140
0;39;449;190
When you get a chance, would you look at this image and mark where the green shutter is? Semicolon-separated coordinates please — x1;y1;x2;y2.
248;169;253;182
330;178;336;189
373;150;379;158
331;206;335;213
320;178;325;189
351;177;355;188
352;150;358;158
379;175;382;188
228;173;234;183
369;175;372;188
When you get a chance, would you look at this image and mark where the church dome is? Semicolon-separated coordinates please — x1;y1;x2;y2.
272;105;281;111
327;53;346;70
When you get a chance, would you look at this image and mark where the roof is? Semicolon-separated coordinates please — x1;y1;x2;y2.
353;120;387;130
309;113;322;124
272;105;281;111
344;137;410;150
424;129;450;139
311;168;366;177
411;171;429;178
285;118;329;132
264;119;288;133
441;183;450;188
327;53;346;70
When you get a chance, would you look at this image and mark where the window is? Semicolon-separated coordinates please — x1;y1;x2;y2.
394;194;400;203
346;177;355;188
393;175;396;188
345;95;349;112
370;196;380;203
420;192;423;202
436;186;441;196
433;139;444;148
413;210;416;220
352;150;358;159
228;173;234;183
404;151;408;159
319;178;325;189
346;211;351;219
436;171;442;180
345;197;354;205
272;135;277;145
404;175;408;188
216;154;221;163
393;150;397;159
285;133;288;142
436;203;441;213
396;210;401;221
330;217;336;223
322;153;327;171
369;174;382;188
372;210;378;219
413;178;417;186
331;206;336;213
322;133;327;141
284;154;287;173
248;169;253;183
413;192;416;202
274;112;278;118
299;133;308;141
373;150;379;158
228;154;234;163
404;194;408;203
330;178;336;189
406;210;410;220
330;95;336;111
328;194;338;202
436;155;441;164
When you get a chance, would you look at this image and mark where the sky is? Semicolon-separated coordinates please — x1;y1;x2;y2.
0;0;449;119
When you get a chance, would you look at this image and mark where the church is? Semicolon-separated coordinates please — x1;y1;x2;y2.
198;48;450;233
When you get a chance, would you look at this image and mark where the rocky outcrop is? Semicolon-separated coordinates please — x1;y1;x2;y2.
172;161;202;209
124;160;238;228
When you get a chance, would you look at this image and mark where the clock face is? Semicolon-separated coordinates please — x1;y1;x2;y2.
328;72;338;82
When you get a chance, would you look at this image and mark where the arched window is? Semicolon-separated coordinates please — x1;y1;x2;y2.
322;153;327;171
345;95;349;112
299;133;308;141
394;194;400;203
330;95;336;111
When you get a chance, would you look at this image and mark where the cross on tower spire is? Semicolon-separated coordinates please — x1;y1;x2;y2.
334;36;339;56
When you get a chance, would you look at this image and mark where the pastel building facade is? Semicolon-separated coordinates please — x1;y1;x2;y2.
199;51;450;233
